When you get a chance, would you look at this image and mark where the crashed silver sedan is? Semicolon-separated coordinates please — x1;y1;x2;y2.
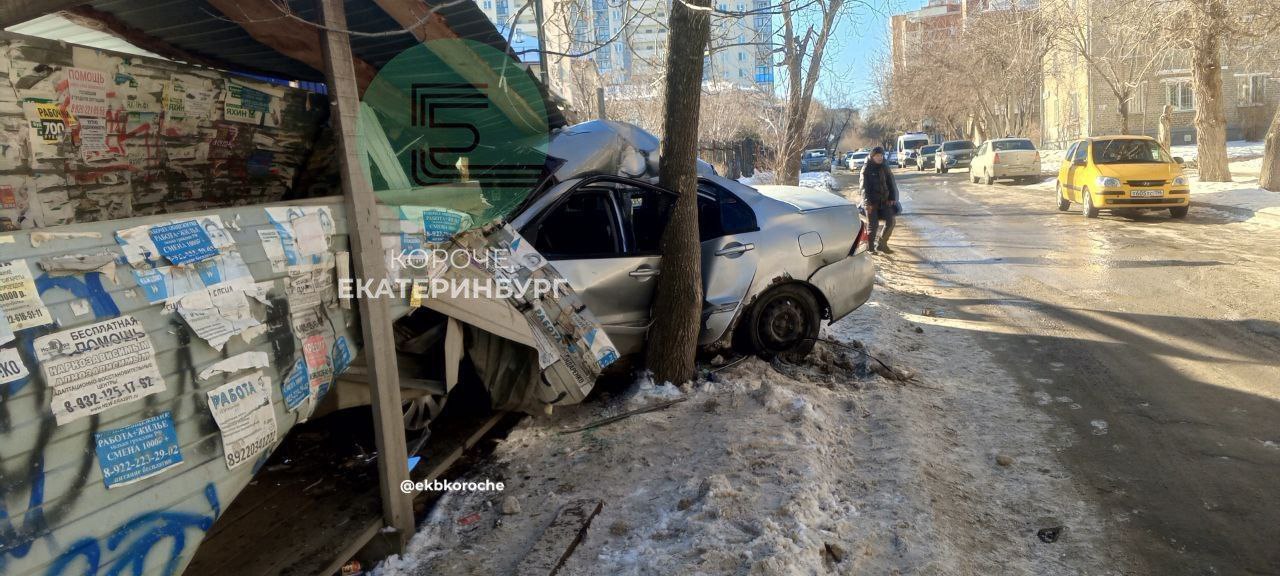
512;121;875;359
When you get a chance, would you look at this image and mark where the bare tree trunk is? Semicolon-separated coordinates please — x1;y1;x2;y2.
1191;0;1231;182
1261;104;1280;191
1118;97;1130;135
644;0;710;385
1158;104;1173;150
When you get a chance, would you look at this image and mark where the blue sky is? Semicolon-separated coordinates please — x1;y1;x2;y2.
813;0;912;108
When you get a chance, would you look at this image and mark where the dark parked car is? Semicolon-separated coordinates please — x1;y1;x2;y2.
935;140;975;174
800;149;832;172
916;144;939;171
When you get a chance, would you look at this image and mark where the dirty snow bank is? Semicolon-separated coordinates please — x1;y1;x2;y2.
374;250;1117;575
739;170;840;193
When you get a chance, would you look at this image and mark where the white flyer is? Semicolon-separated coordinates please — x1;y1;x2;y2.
206;371;277;470
174;280;262;351
35;315;167;425
0;260;54;331
0;347;29;385
63;67;109;118
257;229;287;273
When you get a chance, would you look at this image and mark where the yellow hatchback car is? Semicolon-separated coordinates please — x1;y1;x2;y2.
1055;136;1191;219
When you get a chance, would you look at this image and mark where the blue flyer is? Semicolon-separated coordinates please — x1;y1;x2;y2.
281;357;310;411
421;208;470;243
132;268;169;302
332;337;352;375
149;220;218;265
94;412;184;489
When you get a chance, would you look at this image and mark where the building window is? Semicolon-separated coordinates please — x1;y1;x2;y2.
1165;80;1194;111
1239;74;1268;107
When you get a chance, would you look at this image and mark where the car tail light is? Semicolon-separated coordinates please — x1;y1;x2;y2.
993;152;1001;164
852;221;870;255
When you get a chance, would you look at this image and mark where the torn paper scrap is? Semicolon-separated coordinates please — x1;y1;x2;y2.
30;230;102;247
206;371;278;470
35;315;167;426
38;252;118;280
174;281;262;351
116;224;161;267
0;259;54;331
198;350;270;381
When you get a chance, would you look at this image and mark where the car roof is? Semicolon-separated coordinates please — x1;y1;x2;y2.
941;140;973;144
1087;135;1156;142
988;137;1032;142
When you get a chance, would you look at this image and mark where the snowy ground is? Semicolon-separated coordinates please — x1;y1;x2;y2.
374;249;1118;575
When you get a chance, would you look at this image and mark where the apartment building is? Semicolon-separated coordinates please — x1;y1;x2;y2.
889;0;964;73
1040;0;1277;148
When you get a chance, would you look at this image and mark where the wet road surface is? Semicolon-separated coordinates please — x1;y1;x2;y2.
842;168;1280;575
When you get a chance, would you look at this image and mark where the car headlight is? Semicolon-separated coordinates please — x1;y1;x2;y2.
1173;175;1188;186
1095;176;1121;188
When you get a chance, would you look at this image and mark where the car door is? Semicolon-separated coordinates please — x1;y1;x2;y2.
973;142;990;176
519;176;667;357
1067;141;1090;202
696;179;761;345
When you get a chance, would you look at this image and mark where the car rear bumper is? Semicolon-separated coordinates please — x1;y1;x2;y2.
994;165;1040;177
809;252;875;323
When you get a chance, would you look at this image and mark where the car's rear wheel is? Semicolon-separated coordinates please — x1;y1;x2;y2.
739;284;820;359
1170;205;1189;219
984;169;995;185
1056;182;1071;211
1082;187;1099;218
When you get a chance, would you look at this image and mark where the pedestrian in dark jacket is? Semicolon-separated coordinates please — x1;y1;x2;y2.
860;146;898;254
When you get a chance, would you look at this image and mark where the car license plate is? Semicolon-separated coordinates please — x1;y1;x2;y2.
1131;189;1163;197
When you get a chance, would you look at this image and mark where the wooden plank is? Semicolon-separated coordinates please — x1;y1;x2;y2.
515;498;604;576
0;0;86;26
316;0;416;550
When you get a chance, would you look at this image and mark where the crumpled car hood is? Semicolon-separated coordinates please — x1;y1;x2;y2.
547;120;661;181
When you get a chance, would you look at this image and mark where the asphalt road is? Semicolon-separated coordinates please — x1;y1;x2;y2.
839;168;1280;575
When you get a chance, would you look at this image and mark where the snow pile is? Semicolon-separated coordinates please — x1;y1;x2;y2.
375;256;1115;576
1186;159;1280;226
738;170;840;192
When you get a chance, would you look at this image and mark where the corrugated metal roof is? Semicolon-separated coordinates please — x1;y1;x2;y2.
4;0;564;127
4;13;163;59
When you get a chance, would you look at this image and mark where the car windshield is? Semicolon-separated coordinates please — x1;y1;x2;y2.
805;151;826;158
921;146;939;154
852;153;868;159
902;138;928;150
942;141;974;151
1093;139;1170;164
992;140;1035;151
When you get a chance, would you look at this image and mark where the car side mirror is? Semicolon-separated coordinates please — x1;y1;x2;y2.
1173;156;1185;164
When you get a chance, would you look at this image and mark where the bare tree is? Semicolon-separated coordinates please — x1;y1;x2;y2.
776;0;845;184
1046;0;1169;135
645;0;712;385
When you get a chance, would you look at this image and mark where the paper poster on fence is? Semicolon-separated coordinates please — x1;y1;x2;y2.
0;347;29;385
0;259;54;331
94;412;184;488
150;219;219;265
174;280;262;350
207;371;277;470
35;315;167;425
62;68;109;118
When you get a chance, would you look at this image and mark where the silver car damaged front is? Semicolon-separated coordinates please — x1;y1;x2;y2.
521;120;874;357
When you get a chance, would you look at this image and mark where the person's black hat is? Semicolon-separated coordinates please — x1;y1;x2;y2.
871;146;884;155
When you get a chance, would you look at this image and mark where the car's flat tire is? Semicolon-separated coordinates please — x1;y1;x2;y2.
738;284;820;359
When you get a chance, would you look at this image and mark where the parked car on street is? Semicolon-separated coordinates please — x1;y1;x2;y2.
800;149;832;172
1054;135;1190;219
847;150;870;170
970;138;1041;184
887;151;900;167
935;140;975;173
915;144;939;171
520;121;876;358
